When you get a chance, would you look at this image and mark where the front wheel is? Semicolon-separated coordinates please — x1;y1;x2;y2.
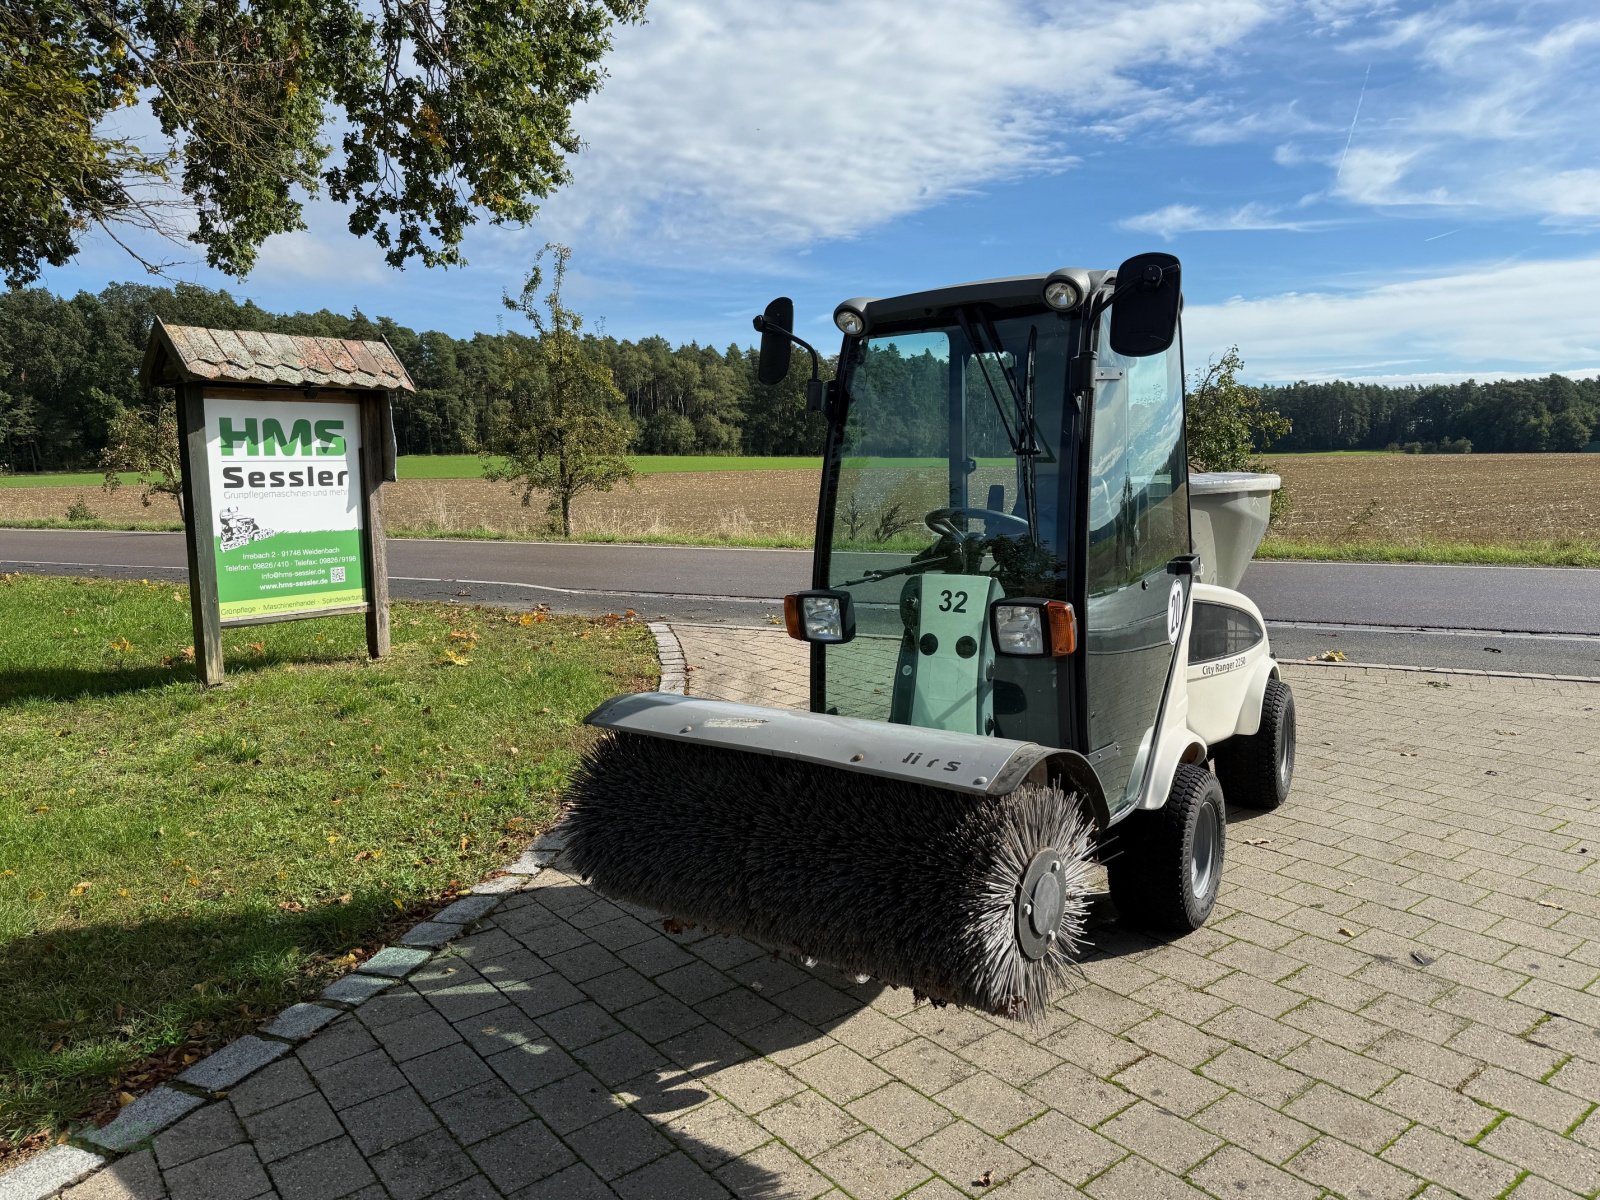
1107;764;1226;932
1214;678;1295;811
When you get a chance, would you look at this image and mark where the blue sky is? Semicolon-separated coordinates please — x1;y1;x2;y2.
42;0;1600;384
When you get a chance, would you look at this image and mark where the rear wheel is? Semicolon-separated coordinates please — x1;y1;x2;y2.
1107;764;1226;932
1214;678;1295;811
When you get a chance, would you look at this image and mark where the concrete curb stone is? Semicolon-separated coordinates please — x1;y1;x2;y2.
76;1087;204;1155
321;973;397;1006
357;947;434;978
261;1002;343;1041
176;1036;290;1092
432;895;499;925
398;921;461;949
648;621;688;695
0;1147;105;1200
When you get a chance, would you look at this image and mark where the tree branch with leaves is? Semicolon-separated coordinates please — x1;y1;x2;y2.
0;0;645;287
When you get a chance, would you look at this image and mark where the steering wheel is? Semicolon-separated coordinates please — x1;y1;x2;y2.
925;507;1030;539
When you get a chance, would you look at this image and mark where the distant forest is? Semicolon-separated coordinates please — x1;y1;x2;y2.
1;281;1596;472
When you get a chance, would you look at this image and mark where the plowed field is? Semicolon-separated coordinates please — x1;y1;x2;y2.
2;454;1597;548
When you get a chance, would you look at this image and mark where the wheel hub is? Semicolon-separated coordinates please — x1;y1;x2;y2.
1015;849;1066;961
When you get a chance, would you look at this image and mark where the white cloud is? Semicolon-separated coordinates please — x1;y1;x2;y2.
532;0;1275;265
1320;5;1600;222
1183;254;1600;382
1119;202;1333;239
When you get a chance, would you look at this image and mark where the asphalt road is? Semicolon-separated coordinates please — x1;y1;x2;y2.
4;529;1598;676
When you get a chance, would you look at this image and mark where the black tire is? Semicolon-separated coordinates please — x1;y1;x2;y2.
1214;678;1295;811
1106;764;1226;932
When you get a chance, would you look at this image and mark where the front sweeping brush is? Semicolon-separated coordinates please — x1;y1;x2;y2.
562;732;1096;1019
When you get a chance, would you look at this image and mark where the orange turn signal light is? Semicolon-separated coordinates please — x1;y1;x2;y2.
783;594;804;641
1043;600;1077;656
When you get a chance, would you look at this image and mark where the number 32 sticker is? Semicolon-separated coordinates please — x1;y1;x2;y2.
1167;580;1184;644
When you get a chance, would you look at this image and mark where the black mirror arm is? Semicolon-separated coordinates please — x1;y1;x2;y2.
751;315;823;381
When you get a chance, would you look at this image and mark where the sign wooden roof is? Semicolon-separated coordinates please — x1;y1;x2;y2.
141;320;416;392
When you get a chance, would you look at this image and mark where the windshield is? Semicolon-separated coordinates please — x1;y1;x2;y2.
818;310;1077;734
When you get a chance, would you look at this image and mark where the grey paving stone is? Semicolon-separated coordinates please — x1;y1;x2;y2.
370;1128;478;1200
814;1129;932;1200
486;1038;582;1095
0;1145;106;1200
320;973;396;1006
715;1140;832;1200
499;971;587;1019
400;921;461;949
613;1150;730;1200
267;1135;379;1200
426;1176;501;1200
564;1108;674;1181
59;1148;163;1200
456;1006;545;1057
176;1035;290;1091
574;1030;670;1088
261;1002;342;1041
432;1078;534;1146
400;1041;495;1102
154;1103;246;1171
525;1069;625;1134
467;1119;576;1191
616;993;704;1043
369;1006;463;1063
434;895;501;925
758;1090;865;1160
510;1161;614;1200
356;946;434;978
309;1047;407;1109
294;1018;377;1070
657;960;738;1006
341;1086;441;1156
227;1058;317;1118
354;986;434;1030
80;1086;204;1153
538;1000;624;1050
162;1143;271;1200
241;1091;345;1164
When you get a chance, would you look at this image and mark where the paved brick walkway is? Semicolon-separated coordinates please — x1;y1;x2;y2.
52;628;1600;1199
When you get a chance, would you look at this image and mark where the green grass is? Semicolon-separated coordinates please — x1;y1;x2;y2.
0;574;654;1147
0;472;141;490
1259;536;1600;568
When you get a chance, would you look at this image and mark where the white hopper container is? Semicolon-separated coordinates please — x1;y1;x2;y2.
1189;471;1281;590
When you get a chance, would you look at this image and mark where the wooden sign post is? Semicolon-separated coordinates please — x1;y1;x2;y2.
142;324;414;686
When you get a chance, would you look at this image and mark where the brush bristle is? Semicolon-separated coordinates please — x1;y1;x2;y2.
562;732;1095;1019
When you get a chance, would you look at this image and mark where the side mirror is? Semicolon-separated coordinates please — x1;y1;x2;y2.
1109;253;1181;358
755;297;795;385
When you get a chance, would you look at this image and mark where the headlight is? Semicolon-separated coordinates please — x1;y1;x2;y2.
783;590;855;643
991;599;1077;657
834;306;866;336
993;604;1045;656
1043;280;1081;311
802;595;843;640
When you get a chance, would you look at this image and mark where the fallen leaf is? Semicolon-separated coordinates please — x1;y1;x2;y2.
1337;927;1355;937
1538;900;1564;911
68;881;91;897
1313;650;1347;662
973;1170;993;1188
1409;951;1435;966
1243;838;1271;847
117;1091;136;1107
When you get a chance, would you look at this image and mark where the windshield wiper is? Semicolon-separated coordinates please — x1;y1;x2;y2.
954;308;1021;454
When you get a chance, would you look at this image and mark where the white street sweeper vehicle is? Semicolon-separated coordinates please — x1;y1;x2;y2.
565;254;1295;1019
